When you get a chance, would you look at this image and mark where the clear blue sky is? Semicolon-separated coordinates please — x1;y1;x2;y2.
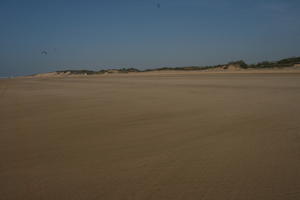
1;0;300;76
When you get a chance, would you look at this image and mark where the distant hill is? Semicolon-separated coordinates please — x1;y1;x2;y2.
145;57;300;72
30;56;300;77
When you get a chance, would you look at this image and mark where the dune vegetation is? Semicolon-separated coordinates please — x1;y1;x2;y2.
54;56;300;75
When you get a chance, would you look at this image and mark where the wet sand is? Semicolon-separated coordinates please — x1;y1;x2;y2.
1;72;300;200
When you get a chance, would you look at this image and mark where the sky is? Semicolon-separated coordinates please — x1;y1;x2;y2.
0;0;300;77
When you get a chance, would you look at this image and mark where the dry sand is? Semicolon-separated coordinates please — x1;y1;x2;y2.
1;72;300;200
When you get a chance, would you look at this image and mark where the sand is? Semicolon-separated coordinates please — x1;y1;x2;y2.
1;72;300;200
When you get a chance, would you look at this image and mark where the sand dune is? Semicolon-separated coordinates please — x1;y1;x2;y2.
1;72;300;199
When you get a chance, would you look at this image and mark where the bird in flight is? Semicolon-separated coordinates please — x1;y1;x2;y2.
41;50;48;55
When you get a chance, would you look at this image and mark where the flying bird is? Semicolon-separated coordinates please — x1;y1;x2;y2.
41;50;48;55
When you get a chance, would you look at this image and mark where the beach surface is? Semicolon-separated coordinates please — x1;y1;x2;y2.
1;72;300;200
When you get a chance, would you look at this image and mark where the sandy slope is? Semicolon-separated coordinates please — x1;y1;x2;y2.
1;72;300;200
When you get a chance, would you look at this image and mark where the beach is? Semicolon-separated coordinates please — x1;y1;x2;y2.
1;72;300;200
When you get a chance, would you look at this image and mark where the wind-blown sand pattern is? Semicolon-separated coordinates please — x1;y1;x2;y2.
1;72;300;200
